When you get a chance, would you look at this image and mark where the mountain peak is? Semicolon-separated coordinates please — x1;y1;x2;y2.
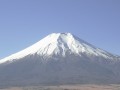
47;33;75;40
0;33;115;64
50;32;72;35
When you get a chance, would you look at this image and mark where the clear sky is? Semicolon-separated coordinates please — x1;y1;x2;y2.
0;0;120;59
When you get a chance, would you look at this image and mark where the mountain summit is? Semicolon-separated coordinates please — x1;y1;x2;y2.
0;33;120;87
0;33;115;63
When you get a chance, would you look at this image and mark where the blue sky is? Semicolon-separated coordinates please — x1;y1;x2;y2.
0;0;120;59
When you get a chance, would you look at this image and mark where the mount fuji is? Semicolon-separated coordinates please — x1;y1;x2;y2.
0;33;120;87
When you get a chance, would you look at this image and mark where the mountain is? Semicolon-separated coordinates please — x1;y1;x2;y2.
0;33;116;63
0;33;120;87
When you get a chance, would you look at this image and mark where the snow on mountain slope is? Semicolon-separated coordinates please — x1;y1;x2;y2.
0;33;116;64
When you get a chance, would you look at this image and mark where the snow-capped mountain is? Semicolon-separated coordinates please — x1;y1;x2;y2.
0;33;120;87
0;33;116;63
